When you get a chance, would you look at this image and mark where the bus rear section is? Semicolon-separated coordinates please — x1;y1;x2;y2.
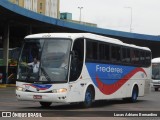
85;38;151;102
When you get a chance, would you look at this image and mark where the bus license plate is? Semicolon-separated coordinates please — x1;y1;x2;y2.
33;95;42;99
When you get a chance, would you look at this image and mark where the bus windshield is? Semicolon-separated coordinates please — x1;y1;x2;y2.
152;63;160;80
18;39;71;83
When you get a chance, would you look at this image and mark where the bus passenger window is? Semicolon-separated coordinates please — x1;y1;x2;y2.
122;48;126;62
135;50;140;65
92;42;98;60
122;48;130;64
87;43;93;59
140;51;145;65
131;49;136;64
126;48;131;63
99;44;110;62
111;46;121;62
105;45;110;61
131;49;141;65
145;52;151;67
99;44;105;61
86;41;98;61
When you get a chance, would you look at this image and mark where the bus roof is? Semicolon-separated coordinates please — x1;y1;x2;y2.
25;33;151;51
152;58;160;63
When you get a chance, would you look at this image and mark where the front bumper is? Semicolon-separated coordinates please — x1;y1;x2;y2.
153;84;160;88
16;90;68;103
151;79;160;88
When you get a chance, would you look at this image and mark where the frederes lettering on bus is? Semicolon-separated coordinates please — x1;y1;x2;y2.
96;65;123;74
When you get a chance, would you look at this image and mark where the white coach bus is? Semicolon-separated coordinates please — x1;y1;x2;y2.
16;33;151;108
152;57;160;91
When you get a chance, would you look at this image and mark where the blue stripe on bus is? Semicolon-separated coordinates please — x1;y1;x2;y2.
86;63;136;85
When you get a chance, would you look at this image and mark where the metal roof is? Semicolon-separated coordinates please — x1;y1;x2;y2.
0;0;160;41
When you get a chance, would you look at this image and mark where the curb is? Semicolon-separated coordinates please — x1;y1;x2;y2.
0;84;16;88
6;84;16;87
0;84;7;88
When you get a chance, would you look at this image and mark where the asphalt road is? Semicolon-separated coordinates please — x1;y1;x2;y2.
0;87;160;119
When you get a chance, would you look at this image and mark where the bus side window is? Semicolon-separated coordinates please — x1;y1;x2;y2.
99;43;110;62
111;45;121;62
86;42;93;59
122;47;131;64
122;47;126;62
135;50;140;65
99;44;105;61
86;41;98;61
140;51;145;66
145;52;151;67
126;48;131;63
131;49;136;64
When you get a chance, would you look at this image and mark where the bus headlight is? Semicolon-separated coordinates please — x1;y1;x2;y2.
16;86;24;91
52;88;67;93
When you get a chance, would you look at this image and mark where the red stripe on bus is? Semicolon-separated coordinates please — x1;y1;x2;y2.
96;68;147;95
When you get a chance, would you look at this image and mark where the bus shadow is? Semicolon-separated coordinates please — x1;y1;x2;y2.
21;99;147;110
92;99;146;108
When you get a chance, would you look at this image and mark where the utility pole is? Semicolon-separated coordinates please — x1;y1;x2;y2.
78;7;83;23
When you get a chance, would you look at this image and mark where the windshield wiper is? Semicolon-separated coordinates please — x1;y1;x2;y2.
40;67;52;82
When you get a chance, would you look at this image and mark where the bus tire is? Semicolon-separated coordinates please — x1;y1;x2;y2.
81;86;94;108
39;102;52;108
130;85;138;103
155;88;158;91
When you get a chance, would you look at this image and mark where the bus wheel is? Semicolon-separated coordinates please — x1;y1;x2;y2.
155;88;158;91
81;87;94;108
130;86;138;103
40;102;52;108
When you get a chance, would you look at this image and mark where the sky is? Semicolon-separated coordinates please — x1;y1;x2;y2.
60;0;160;35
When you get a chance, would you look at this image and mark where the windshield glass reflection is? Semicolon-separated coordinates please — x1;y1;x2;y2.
152;63;160;80
41;40;71;83
18;39;71;83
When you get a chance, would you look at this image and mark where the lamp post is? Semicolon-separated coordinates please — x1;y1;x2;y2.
125;7;133;32
78;7;83;23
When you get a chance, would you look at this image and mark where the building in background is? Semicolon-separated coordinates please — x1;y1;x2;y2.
60;12;72;20
60;12;97;27
9;0;60;18
9;0;96;27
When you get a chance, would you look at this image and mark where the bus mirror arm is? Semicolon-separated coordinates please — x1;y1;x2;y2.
70;51;74;55
70;51;75;56
70;51;78;59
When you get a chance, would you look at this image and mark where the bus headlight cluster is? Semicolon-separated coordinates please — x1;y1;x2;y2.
16;86;24;91
52;88;67;93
